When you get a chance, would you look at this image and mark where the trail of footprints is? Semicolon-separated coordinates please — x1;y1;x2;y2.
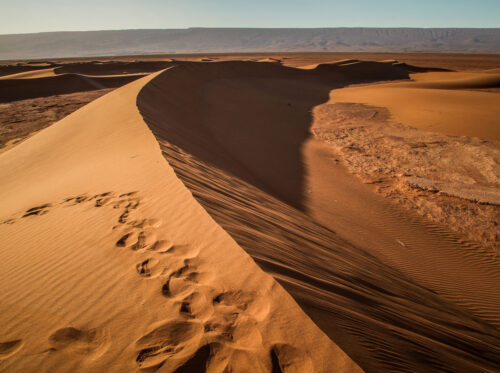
1;191;311;372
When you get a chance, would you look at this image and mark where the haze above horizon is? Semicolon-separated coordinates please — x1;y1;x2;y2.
1;0;499;35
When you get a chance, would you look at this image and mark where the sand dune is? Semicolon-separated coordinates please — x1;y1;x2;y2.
1;57;499;372
0;68;360;372
0;73;145;102
329;71;500;140
138;61;500;372
0;68;56;79
0;63;56;77
52;61;175;76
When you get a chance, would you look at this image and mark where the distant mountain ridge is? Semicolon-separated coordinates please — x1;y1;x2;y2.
1;28;499;60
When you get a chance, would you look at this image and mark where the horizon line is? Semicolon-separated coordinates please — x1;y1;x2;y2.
2;26;500;36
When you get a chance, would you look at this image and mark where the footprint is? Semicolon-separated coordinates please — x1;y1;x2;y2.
22;203;52;217
92;192;113;199
167;245;200;259
0;340;23;360
118;208;146;227
145;218;163;228
185;270;214;285
130;218;163;229
270;344;314;373
180;291;214;321
115;228;158;251
204;311;262;350
213;290;270;322
227;316;263;349
62;195;89;206
119;191;139;198
116;230;140;248
161;259;204;298
94;197;113;207
48;327;108;356
162;273;197;299
118;210;132;224
132;228;158;251
150;240;174;253
124;199;140;210
136;258;162;278
135;319;204;369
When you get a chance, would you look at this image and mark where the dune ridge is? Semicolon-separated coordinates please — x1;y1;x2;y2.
137;61;500;372
0;73;146;102
0;71;360;371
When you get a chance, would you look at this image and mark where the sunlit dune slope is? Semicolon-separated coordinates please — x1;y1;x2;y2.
0;68;57;79
329;70;500;140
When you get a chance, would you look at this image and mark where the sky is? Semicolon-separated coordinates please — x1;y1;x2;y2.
1;0;499;35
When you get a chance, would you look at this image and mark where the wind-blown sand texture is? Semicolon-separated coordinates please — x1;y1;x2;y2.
1;55;499;372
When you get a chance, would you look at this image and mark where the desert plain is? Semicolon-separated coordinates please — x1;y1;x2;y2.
0;52;499;372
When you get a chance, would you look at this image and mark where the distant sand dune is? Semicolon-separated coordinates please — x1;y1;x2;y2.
0;73;145;102
0;68;56;79
329;71;500;140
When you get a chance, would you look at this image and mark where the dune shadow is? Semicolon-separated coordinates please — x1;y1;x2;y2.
0;74;143;103
138;60;410;209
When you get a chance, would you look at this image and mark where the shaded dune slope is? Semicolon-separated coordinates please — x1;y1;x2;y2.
139;61;409;210
0;73;144;102
138;61;500;372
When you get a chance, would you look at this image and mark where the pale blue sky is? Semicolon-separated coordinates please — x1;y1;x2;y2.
1;0;499;34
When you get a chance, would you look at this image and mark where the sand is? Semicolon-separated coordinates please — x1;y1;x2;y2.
328;72;500;140
1;54;499;372
0;89;113;154
0;68;360;372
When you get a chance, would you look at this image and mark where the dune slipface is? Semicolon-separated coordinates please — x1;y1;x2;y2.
137;61;500;372
0;71;361;372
